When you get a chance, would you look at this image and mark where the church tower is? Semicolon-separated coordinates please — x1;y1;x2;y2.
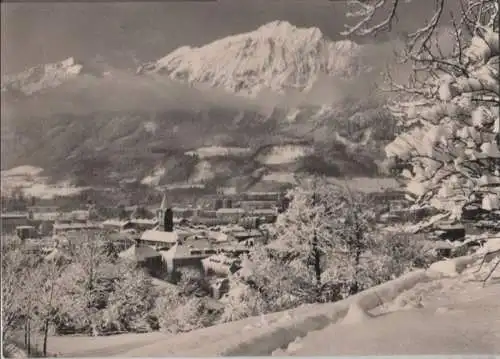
157;193;173;232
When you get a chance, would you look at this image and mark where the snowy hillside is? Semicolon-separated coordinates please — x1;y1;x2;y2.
256;145;314;165
137;21;368;97
1;165;87;199
185;146;252;159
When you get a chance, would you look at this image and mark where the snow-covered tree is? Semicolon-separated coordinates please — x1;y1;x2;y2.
269;178;341;287
102;264;159;333
344;0;500;220
262;177;379;300
231;246;313;313
1;241;44;355
36;260;65;357
56;232;116;335
1;247;33;341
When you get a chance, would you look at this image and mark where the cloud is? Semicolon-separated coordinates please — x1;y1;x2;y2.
5;69;270;118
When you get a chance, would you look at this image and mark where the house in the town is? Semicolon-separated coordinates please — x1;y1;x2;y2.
172;207;195;219
119;243;164;276
247;208;278;223
209;277;230;300
27;205;60;222
1;212;30;234
198;209;218;218
239;200;277;211
106;231;136;252
52;222;103;236
205;230;233;243
433;222;466;241
140;230;184;251
237;216;261;229
191;217;232;227
102;219;135;232
229;229;266;242
73;210;91;222
160;236;217;275
241;192;282;202
27;209;59;236
21;240;48;254
128;218;158;232
215;242;251;256
15;225;39;240
201;254;241;277
27;205;59;213
216;208;246;223
421;239;454;259
102;218;159;233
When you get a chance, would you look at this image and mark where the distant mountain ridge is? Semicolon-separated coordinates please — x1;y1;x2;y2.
1;21;394;196
1;57;111;98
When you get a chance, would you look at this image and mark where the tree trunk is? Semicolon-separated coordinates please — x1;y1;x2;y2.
42;318;50;356
46;274;56;356
312;191;322;301
350;246;362;295
313;231;322;295
26;319;31;356
24;301;32;356
24;320;28;348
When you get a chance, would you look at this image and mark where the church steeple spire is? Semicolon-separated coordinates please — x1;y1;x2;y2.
157;193;173;232
160;193;168;211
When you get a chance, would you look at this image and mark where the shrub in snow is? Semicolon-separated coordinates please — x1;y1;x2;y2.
373;232;435;276
155;295;221;334
218;277;267;323
153;288;184;333
101;265;159;333
155;268;222;333
234;246;313;313
175;266;212;298
383;8;500;220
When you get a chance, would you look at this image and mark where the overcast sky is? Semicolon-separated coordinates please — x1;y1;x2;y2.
2;0;458;75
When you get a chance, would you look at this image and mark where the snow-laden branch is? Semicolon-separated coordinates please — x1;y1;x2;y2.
385;21;500;219
341;0;399;36
342;0;445;55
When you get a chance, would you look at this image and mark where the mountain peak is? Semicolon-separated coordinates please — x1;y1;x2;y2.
256;20;323;39
138;21;366;97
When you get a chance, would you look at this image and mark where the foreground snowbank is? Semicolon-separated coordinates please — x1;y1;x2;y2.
283;283;499;355
284;255;500;356
47;244;499;357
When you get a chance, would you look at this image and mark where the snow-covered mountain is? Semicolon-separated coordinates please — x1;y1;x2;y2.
1;57;108;97
137;20;369;97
